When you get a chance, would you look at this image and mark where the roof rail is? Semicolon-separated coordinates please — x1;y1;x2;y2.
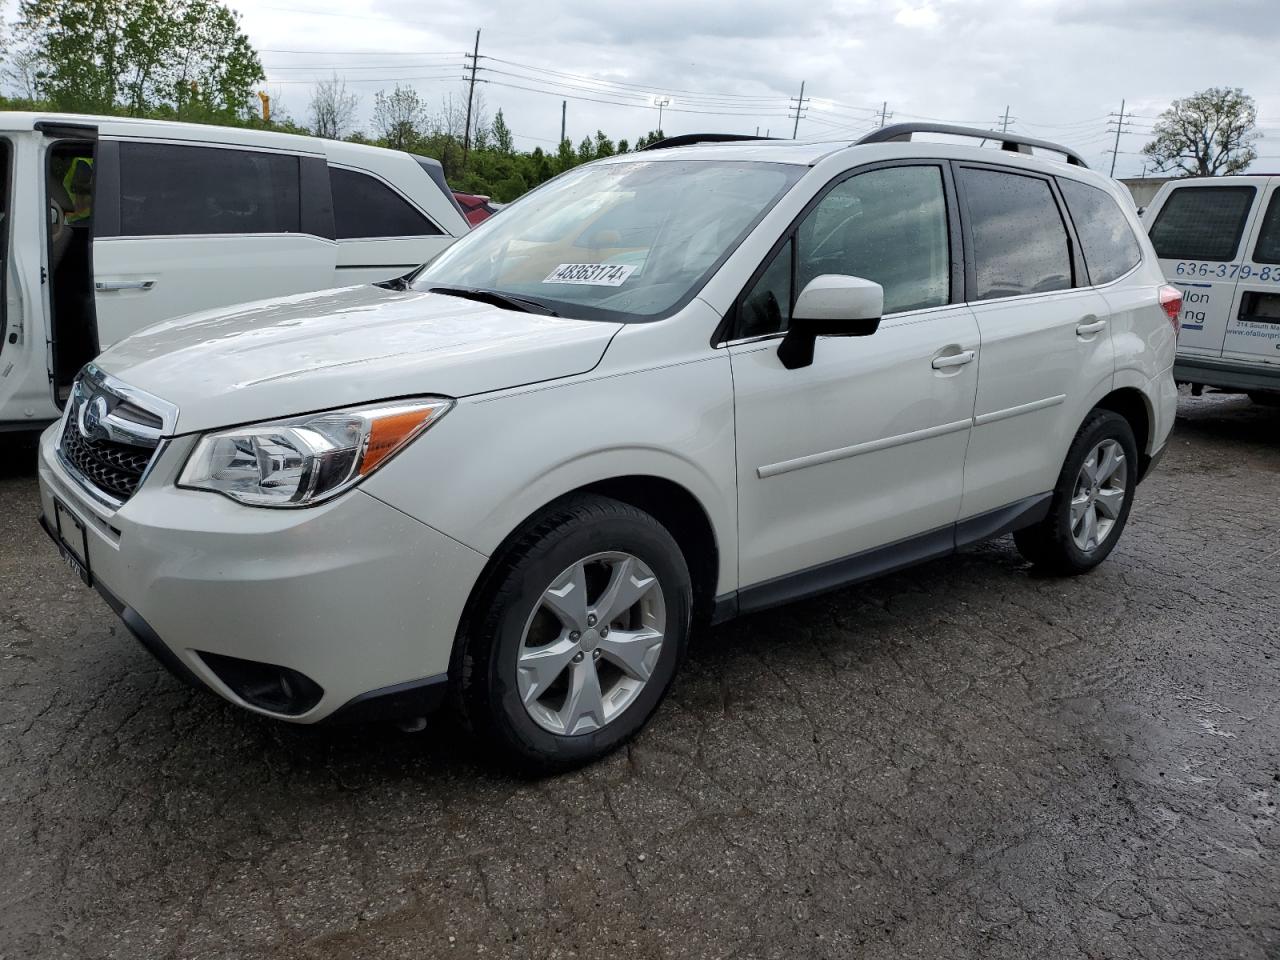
640;133;777;151
856;122;1089;168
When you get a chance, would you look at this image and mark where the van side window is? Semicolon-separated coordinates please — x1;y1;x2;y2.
1057;178;1143;285
959;167;1071;301
1251;192;1280;265
330;167;442;239
1148;186;1256;262
118;142;300;236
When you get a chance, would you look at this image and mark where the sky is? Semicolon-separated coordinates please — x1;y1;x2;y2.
24;0;1280;177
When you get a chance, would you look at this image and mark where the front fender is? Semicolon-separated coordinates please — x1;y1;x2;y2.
361;354;740;595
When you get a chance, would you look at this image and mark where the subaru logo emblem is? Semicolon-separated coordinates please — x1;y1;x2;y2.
78;394;109;441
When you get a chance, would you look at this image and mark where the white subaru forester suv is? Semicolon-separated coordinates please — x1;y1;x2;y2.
37;125;1180;771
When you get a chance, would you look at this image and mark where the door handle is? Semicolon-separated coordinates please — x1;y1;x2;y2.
1076;318;1107;336
932;350;976;370
95;279;156;292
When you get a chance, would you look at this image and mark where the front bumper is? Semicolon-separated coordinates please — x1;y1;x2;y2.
36;423;488;724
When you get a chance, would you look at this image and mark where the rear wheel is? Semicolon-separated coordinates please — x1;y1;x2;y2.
456;495;691;773
1013;410;1138;575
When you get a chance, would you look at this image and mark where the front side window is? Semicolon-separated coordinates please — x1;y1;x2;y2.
1148;186;1256;262
735;165;950;337
1058;178;1143;285
1251;191;1280;265
331;167;441;239
118;142;300;236
412;159;803;322
960;167;1072;301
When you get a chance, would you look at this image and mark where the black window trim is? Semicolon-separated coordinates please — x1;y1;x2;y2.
1148;183;1258;264
327;162;445;238
107;135;319;241
1054;174;1146;289
1250;187;1280;266
715;158;965;346
951;160;1088;305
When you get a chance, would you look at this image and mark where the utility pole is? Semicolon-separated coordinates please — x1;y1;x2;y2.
462;29;481;163
878;101;891;127
653;95;671;133
560;100;566;144
1108;98;1127;177
998;105;1012;133
789;81;808;139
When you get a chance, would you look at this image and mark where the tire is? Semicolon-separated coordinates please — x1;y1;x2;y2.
1248;391;1280;407
1013;409;1138;576
455;494;692;773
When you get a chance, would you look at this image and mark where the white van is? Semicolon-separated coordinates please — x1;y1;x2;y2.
1143;175;1280;400
0;113;470;431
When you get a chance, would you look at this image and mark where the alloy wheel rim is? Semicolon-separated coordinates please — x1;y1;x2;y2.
516;551;666;736
1070;438;1128;553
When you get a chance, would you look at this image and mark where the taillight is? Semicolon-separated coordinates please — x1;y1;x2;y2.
1158;285;1182;337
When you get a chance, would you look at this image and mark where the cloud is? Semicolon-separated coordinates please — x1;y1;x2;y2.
894;3;940;28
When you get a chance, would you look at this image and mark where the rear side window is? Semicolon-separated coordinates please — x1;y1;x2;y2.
1251;192;1280;264
1058;178;1143;285
959;167;1072;301
118;142;300;236
330;167;441;239
1148;186;1255;261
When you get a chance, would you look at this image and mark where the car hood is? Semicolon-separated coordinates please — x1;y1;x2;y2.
95;285;621;434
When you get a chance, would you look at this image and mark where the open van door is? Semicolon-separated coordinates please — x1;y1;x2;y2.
90;139;337;350
37;120;100;404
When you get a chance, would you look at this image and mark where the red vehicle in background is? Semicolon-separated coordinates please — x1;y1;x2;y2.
452;191;500;226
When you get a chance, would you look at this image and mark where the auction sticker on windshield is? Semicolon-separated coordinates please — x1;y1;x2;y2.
543;263;637;286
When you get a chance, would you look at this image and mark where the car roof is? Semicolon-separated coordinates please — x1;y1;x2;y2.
0;110;326;155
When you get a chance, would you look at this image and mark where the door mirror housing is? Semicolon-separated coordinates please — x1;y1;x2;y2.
777;275;884;369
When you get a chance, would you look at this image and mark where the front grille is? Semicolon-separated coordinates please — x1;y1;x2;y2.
59;416;154;501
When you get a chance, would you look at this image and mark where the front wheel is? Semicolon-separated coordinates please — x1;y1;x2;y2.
1013;409;1138;575
456;495;691;773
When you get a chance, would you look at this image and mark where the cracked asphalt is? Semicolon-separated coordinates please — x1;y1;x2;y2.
2;390;1278;960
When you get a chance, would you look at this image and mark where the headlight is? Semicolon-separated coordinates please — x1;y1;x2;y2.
178;398;452;507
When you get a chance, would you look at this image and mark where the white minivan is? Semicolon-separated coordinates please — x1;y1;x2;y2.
1143;175;1280;400
0;113;469;431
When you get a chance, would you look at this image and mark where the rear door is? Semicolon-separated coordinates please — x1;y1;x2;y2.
1222;178;1280;367
955;163;1113;520
329;165;455;285
1145;180;1263;357
92;139;337;348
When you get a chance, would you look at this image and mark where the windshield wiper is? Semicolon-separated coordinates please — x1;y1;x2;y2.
427;286;559;317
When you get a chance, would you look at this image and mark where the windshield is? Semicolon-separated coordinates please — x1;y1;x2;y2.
412;159;803;322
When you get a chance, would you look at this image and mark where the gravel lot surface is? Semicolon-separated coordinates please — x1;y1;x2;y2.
2;391;1278;960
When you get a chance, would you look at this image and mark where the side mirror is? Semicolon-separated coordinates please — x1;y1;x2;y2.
777;275;884;370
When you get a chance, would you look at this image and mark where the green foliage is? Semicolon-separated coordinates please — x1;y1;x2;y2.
5;0;665;202
1143;87;1261;177
15;0;263;120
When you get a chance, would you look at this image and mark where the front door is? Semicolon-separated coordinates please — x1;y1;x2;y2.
1222;178;1280;366
1146;181;1263;358
730;163;980;594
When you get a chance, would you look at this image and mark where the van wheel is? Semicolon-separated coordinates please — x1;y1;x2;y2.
1013;410;1138;575
456;495;691;773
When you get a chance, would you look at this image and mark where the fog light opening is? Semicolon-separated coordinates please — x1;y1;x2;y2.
197;652;324;716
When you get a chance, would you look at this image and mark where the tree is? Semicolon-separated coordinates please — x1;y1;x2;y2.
491;109;514;154
594;130;615;158
617;138;629;154
577;135;594;163
309;74;358;139
1143;87;1261;177
372;84;427;150
15;0;262;117
555;137;576;173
